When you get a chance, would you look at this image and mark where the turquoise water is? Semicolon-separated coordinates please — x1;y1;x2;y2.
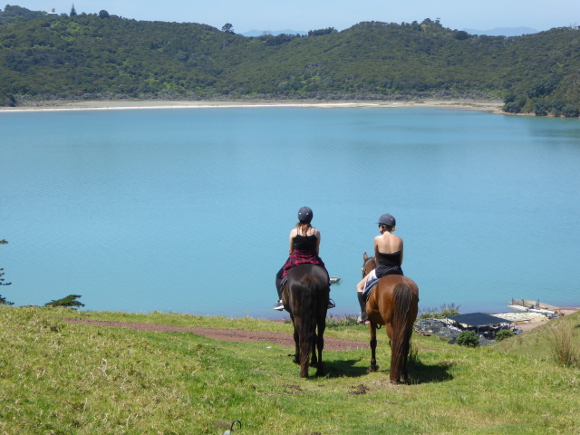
1;107;579;318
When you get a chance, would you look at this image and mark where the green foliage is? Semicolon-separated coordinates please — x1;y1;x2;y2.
418;303;460;319
0;4;47;23
456;330;479;347
0;6;579;114
0;293;14;305
307;27;336;36
0;239;12;304
494;329;514;341
221;23;234;34
561;104;579;117
550;322;579;367
326;315;359;328
44;294;85;309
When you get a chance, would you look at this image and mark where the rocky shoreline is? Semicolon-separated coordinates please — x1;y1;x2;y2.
415;307;579;343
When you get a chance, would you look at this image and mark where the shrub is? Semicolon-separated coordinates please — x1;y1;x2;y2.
456;330;479;347
326;315;359;328
495;329;514;341
550;323;578;367
418;303;460;319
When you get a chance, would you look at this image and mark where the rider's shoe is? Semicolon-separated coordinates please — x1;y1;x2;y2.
273;300;284;311
328;298;336;309
357;313;370;325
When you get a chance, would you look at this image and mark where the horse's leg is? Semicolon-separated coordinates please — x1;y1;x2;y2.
292;315;300;365
368;323;378;372
310;331;318;368
315;314;325;376
403;344;410;384
385;321;401;383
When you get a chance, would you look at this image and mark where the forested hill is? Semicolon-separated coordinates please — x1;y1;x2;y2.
1;5;579;116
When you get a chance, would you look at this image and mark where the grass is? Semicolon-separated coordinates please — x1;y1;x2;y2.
1;306;579;434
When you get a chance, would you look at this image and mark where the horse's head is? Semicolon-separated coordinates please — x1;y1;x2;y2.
361;252;376;278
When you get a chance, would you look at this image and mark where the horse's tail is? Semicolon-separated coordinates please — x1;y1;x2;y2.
295;275;319;373
390;282;415;382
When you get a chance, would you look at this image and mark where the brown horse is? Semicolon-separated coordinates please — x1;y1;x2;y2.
361;252;419;383
282;264;329;378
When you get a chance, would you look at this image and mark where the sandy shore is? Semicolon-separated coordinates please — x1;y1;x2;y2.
0;98;504;113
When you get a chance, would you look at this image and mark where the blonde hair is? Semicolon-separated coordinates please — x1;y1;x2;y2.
380;224;396;233
296;222;312;236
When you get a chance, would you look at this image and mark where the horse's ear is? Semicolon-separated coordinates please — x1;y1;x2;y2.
363;252;368;261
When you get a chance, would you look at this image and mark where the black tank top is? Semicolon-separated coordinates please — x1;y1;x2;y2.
293;234;317;251
375;250;403;277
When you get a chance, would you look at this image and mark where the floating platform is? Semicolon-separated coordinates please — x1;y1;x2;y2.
508;298;558;318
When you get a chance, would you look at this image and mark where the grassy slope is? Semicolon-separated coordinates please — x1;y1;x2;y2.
1;307;578;434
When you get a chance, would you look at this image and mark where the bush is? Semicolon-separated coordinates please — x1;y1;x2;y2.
326;315;359;328
550;323;578;367
418;303;460;319
495;329;514;341
456;330;479;347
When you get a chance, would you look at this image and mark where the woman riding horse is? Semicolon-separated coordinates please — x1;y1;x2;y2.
274;206;335;311
356;213;403;324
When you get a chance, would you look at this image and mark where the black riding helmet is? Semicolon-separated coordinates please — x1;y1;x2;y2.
298;206;313;223
377;213;396;227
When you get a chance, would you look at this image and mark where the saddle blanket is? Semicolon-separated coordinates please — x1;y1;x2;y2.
362;270;380;301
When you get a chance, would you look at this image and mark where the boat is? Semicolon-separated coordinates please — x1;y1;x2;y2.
508;298;557;318
330;277;341;284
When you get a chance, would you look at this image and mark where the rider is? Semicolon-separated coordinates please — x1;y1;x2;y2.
356;213;404;324
273;206;335;311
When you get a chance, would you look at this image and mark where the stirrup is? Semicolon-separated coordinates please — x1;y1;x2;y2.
328;298;336;309
273;300;284;311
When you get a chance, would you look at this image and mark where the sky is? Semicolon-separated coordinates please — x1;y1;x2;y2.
6;0;579;34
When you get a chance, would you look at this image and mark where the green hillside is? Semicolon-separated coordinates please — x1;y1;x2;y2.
1;306;579;433
1;5;579;116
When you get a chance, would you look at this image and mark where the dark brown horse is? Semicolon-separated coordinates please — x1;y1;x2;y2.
361;252;419;383
282;264;329;378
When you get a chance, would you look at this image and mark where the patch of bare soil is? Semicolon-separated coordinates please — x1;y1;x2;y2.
64;319;368;351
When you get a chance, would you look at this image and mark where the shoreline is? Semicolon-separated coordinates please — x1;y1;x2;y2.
0;98;505;113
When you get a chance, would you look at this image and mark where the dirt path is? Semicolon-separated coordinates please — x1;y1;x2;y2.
64;319;368;351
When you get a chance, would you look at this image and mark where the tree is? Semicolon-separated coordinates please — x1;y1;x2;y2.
99;10;110;19
70;4;77;16
222;23;234;34
561;104;579;118
0;239;13;305
44;294;85;309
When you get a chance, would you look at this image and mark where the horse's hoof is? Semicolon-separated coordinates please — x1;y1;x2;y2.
368;366;378;373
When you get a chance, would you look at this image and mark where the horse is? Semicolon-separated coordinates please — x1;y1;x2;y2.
361;252;419;383
282;264;329;378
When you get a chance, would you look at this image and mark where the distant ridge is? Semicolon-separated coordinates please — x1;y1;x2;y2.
463;26;538;36
242;29;307;37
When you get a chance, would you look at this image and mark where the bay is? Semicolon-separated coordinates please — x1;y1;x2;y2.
1;106;579;318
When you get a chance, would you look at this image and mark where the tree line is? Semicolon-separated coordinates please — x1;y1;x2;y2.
0;5;579;116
